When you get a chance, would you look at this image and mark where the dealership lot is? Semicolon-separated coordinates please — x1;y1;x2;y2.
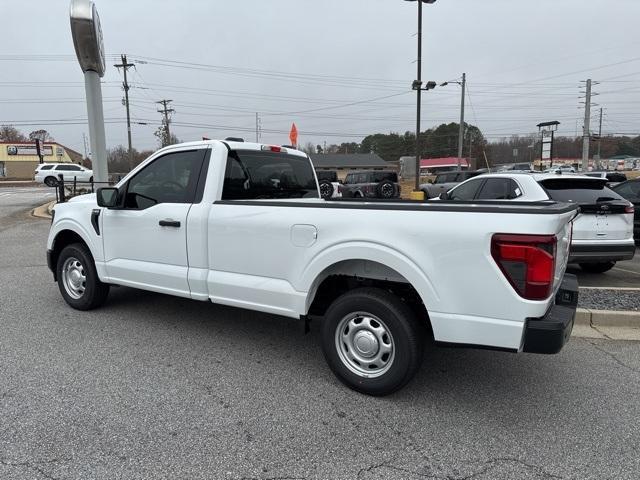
0;189;639;479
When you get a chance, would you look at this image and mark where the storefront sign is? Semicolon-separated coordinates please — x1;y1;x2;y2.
6;145;54;156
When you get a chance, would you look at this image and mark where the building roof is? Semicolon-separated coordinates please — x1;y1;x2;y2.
310;153;388;169
420;157;470;168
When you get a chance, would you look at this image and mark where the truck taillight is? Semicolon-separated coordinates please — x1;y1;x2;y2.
625;204;635;214
491;234;557;301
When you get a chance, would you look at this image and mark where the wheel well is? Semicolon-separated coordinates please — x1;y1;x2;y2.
307;263;431;334
50;230;87;279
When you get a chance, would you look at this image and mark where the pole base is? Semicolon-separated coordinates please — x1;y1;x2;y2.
409;190;425;201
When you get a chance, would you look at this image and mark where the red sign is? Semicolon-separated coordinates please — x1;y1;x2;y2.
289;123;298;147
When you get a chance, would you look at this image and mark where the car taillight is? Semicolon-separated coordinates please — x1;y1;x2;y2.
625;204;635;214
491;234;557;301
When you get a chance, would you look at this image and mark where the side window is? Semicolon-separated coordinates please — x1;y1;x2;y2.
477;178;522;200
221;150;318;200
40;165;53;171
124;150;205;209
356;173;367;183
448;178;484;201
68;165;82;171
344;174;353;184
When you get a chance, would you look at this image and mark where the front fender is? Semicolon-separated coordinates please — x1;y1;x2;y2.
298;241;439;313
48;218;103;262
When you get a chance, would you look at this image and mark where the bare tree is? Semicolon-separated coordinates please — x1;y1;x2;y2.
28;129;54;144
0;125;28;142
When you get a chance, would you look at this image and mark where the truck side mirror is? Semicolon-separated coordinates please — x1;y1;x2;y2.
97;187;119;208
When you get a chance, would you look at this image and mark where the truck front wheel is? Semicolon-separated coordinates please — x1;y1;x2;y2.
56;243;109;310
321;287;424;396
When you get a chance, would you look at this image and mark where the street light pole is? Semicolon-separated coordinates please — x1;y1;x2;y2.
414;0;423;193
406;0;436;194
457;72;466;170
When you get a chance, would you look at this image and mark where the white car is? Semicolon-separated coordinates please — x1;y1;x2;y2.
442;172;636;272
35;163;93;186
545;166;575;173
47;140;579;395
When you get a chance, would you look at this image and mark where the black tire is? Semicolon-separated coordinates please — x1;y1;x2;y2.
44;176;58;187
321;287;424;396
56;243;109;310
353;191;363;198
376;180;395;199
319;180;334;200
579;262;615;273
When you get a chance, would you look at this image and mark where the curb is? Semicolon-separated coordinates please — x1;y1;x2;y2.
575;308;640;328
31;201;55;220
1;181;38;187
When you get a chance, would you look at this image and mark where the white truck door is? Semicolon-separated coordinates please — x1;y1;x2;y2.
101;148;208;297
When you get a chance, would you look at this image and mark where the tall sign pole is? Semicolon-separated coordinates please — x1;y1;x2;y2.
456;72;466;170
70;0;108;184
581;79;592;172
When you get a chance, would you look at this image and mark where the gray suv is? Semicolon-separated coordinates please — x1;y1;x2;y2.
340;170;400;199
420;170;483;199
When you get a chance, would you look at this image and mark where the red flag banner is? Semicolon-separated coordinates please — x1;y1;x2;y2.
289;123;298;147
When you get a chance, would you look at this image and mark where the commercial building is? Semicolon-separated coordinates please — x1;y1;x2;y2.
0;142;83;179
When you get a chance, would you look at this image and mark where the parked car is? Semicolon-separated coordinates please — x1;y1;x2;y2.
316;170;341;199
340;170;400;199
612;178;640;244
35;163;93;186
441;172;635;273
497;162;533;172
584;171;627;187
545;166;576;173
420;170;483;199
47;139;578;395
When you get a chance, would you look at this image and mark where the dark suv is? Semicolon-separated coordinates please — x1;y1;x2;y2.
340;170;400;199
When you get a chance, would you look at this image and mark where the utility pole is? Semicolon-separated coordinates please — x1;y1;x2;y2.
114;54;135;169
597;107;603;161
255;112;262;143
457;72;466;170
82;132;88;160
581;79;592;171
157;99;174;147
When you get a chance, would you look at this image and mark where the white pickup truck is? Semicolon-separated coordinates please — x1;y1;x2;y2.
47;140;579;395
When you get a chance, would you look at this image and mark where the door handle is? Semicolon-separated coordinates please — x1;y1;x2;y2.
159;219;181;227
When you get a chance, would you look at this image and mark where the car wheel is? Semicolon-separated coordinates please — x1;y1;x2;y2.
376;180;395;198
579;262;615;273
319;180;334;200
57;243;110;310
44;176;58;187
354;191;363;198
321;287;424;396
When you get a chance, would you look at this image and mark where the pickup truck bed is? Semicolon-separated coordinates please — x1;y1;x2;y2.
47;140;579;395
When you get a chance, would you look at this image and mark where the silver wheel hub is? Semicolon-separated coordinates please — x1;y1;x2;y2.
353;330;379;358
335;312;395;378
61;257;86;300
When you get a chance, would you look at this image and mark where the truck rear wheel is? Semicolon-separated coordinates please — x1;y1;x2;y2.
57;243;109;310
321;287;424;396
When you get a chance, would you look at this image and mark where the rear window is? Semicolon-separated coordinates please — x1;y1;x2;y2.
371;171;397;183
39;165;53;170
539;178;624;203
222;150;318;200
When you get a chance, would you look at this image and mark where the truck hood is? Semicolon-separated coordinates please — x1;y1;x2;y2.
68;193;97;204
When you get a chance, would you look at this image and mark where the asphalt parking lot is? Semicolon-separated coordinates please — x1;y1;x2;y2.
1;187;640;479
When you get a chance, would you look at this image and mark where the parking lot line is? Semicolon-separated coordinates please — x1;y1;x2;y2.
612;267;640;276
579;286;640;291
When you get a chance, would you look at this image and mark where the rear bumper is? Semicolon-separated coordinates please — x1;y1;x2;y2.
569;241;635;263
522;273;578;354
